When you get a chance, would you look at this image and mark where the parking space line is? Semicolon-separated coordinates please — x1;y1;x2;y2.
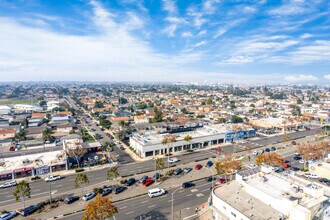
148;205;156;208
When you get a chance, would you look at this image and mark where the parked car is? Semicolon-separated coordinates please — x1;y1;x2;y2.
168;157;179;163
9;146;16;151
274;167;285;173
304;173;319;179
290;167;300;171
174;168;182;175
0;181;17;189
293;155;302;160
142;178;154;187
318;178;330;183
125;178;136;186
101;187;112;196
139;175;148;183
82;192;96;201
264;148;270;152
291;141;297;145
114;186;126;194
195;164;202;170
45;175;61;182
64;195;80;204
182;182;195;188
0;211;17;220
153;172;160;180
148;188;166;198
271;146;276;151
18;205;41;216
183;167;192;173
252;151;258;156
206;161;213;167
283;163;291;168
218;178;229;184
259;149;264;154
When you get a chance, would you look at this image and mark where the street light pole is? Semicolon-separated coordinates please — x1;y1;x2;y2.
172;187;182;220
49;179;52;205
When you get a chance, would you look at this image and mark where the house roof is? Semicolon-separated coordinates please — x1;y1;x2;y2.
57;111;72;115
0;129;16;134
31;113;46;118
112;116;130;121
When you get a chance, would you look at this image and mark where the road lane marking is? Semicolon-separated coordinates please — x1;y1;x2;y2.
140;200;148;204
168;199;174;202
178;190;184;193
34;189;41;192
183;214;198;220
191;189;198;192
126;211;135;215
196;193;204;197
54;185;63;188
186;194;193;197
119;206;127;209
95;177;102;180
148;205;156;208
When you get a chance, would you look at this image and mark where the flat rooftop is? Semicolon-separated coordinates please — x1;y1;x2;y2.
132;127;226;145
213;181;282;220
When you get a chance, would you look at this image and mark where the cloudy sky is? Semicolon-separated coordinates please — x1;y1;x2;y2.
0;0;330;84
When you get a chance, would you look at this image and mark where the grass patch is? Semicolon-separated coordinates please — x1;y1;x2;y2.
0;99;39;105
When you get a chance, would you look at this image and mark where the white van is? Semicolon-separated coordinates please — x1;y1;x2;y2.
148;188;166;198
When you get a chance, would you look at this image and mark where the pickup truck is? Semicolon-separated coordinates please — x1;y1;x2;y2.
45;175;61;182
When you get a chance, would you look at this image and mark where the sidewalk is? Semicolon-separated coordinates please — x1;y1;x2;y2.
10;159;216;220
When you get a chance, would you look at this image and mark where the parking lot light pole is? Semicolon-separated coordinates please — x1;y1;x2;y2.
172;187;182;220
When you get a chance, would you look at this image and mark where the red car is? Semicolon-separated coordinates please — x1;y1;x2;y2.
283;163;291;168
142;178;154;187
291;141;297;145
218;178;229;184
195;164;202;170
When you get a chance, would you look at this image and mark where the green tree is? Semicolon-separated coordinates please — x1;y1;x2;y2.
42;127;54;142
75;173;89;196
118;120;126;127
94;101;104;108
107;167;119;182
118;97;128;105
13;180;31;209
231;115;243;123
183;134;193;150
155;158;165;174
151;107;163;123
39;100;47;106
15;130;27;141
206;98;213;105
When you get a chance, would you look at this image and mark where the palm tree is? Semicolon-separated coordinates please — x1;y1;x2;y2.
107;167;119;182
42;127;54;142
183;135;193;150
13;180;31;209
161;134;177;166
155;158;165;181
15;130;27;142
75;173;89;196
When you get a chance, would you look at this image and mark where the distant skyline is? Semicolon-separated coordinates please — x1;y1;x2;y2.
0;0;329;84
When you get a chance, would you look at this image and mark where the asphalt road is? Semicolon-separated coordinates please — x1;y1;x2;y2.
62;178;213;220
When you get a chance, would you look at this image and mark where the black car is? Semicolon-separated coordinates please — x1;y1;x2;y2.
153;172;160;180
174;168;182;175
275;167;285;173
182;182;195;188
19;205;42;216
125;178;136;186
290;167;300;171
293;155;302;160
319;178;330;183
206;176;215;182
101;187;112;196
64;195;80;204
115;186;126;194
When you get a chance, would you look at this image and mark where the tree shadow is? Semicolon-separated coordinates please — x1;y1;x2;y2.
134;209;169;220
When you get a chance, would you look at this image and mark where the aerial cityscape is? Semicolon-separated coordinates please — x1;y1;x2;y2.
0;0;330;220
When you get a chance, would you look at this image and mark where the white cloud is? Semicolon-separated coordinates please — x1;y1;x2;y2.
217;56;254;65
284;74;317;82
324;74;330;80
0;1;206;82
193;40;207;48
162;0;177;14
202;0;220;14
181;32;193;38
214;29;226;38
300;33;313;39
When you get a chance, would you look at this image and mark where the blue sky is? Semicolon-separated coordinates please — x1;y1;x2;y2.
0;0;330;84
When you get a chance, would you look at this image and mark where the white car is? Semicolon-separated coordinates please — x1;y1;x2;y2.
304;173;319;179
248;164;258;169
252;151;258;156
45;175;61;182
148;188;166;198
168;157;179;163
0;211;17;220
0;181;17;189
82;192;95;201
299;160;305;164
